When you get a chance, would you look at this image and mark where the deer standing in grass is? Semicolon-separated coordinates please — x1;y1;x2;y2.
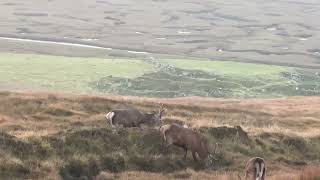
159;123;217;166
106;105;166;128
244;157;266;180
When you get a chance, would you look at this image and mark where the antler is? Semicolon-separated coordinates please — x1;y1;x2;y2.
159;103;164;109
158;103;165;112
158;103;167;118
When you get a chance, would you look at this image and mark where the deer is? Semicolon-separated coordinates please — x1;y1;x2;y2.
159;123;217;167
244;157;266;180
106;105;166;128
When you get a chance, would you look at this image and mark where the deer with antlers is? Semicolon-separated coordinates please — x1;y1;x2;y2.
106;104;166;128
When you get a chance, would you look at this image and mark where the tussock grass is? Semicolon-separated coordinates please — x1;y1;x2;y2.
0;91;319;179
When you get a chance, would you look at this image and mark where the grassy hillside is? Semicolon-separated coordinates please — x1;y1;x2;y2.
1;52;320;98
0;91;319;179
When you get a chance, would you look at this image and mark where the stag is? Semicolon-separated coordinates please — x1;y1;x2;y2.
159;124;217;166
244;157;266;180
106;105;166;128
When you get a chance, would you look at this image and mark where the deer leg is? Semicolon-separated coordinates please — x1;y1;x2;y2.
261;168;266;180
137;122;143;129
163;136;174;152
192;151;198;162
183;148;188;160
244;170;250;180
166;143;171;149
254;163;260;180
162;142;172;153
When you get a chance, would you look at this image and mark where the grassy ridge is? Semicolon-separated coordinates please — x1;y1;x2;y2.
0;92;319;179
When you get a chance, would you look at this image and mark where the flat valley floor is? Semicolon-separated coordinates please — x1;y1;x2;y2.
0;0;320;68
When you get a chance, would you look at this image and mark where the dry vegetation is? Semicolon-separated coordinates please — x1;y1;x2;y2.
0;91;319;180
96;166;320;180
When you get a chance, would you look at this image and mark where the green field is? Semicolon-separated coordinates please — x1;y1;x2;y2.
0;53;153;93
162;59;290;79
0;52;320;98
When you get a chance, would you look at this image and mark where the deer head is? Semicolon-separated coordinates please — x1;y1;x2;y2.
140;104;167;128
149;104;167;127
158;104;166;120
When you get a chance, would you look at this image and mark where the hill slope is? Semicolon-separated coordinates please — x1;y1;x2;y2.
0;91;319;179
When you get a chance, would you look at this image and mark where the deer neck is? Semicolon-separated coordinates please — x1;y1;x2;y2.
140;113;154;123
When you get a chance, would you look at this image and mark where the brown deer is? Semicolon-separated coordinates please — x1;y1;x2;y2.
244;157;266;180
106;105;166;128
159;123;217;166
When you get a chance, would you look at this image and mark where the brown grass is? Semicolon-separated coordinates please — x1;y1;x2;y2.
267;166;320;180
0;91;320;179
95;166;320;180
1;91;320;138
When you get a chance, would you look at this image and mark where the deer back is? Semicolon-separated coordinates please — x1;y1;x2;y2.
172;125;210;159
163;124;197;148
112;108;143;127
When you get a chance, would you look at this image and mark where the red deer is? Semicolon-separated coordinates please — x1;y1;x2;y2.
106;105;166;128
159;124;217;166
245;157;266;180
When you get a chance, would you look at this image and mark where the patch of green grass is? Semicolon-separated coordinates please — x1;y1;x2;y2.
161;59;291;80
92;65;309;98
0;53;153;93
